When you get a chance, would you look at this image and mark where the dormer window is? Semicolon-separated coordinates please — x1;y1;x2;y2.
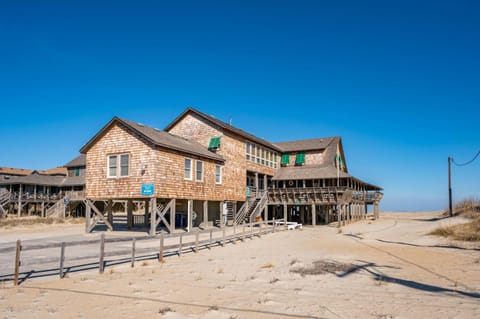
281;154;290;166
208;137;221;151
295;152;306;166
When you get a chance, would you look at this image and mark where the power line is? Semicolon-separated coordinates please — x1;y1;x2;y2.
452;150;480;167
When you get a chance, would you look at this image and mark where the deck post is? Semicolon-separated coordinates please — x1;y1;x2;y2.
283;203;287;225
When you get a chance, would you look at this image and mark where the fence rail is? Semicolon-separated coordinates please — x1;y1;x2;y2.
1;219;289;286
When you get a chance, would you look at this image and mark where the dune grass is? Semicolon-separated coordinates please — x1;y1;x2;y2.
431;198;480;241
0;216;84;228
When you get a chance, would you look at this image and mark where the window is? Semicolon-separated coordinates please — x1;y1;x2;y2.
295;152;306;166
195;160;203;181
246;142;251;160
274;153;278;168
208;137;221;150
108;154;129;177
261;149;265;165
256;147;261;164
184;158;192;180
75;168;80;176
281;154;290;166
215;165;222;184
251;144;256;162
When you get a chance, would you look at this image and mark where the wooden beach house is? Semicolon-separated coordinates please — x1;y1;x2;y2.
80;108;382;234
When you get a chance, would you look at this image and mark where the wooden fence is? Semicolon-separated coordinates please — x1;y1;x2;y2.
0;220;290;286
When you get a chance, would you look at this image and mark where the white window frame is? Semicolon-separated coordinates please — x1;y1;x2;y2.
107;153;129;178
215;165;222;184
184;158;192;180
195;160;204;182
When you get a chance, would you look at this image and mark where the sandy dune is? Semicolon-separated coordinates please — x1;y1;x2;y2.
1;211;479;319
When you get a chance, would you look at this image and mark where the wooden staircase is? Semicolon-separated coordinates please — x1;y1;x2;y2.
46;197;66;218
0;190;11;218
234;192;268;225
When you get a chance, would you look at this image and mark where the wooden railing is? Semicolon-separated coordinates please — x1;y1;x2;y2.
0;220;291;286
267;187;382;205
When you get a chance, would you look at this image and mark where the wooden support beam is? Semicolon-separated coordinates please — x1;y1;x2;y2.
158;232;164;262
17;184;22;217
14;240;21;286
85;200;113;232
59;242;66;279
99;234;105;273
170;199;176;233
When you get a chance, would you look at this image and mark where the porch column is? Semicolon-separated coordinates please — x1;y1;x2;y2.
34;185;37;200
255;173;259;191
283;203;287;222
203;200;208;228
312;204;316;226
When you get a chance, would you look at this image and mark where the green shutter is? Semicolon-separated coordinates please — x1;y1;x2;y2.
281;154;290;166
208;137;221;150
295;152;305;165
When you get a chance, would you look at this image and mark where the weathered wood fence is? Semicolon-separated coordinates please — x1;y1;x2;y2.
1;220;290;286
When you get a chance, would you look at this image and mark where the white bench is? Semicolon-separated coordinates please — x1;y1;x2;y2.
272;220;303;230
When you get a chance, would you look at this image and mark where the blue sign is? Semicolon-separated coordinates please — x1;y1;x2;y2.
141;183;155;196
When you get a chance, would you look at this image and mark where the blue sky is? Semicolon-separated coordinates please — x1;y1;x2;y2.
1;1;479;211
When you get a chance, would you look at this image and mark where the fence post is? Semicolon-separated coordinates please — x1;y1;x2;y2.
250;223;253;239
159;232;164;262
14;240;21;286
178;233;183;257
195;230;199;253
59;242;66;279
209;229;213;249
131;238;136;268
222;228;225;247
99;234;105;274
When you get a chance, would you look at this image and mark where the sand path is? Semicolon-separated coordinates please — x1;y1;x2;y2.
1;211;479;319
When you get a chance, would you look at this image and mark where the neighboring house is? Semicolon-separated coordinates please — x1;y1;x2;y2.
81;107;382;234
0;156;86;218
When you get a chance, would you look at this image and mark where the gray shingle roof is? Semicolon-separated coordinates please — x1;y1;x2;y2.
0;174;85;187
165;107;282;152
64;154;86;168
80;117;224;162
274;137;339;152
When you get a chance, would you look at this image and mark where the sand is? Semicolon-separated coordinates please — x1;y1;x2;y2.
1;211;479;319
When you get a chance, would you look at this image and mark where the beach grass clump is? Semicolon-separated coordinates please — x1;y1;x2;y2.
430;219;480;241
290;260;355;276
0;216;84;228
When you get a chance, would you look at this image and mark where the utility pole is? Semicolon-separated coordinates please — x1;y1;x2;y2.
448;156;453;217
